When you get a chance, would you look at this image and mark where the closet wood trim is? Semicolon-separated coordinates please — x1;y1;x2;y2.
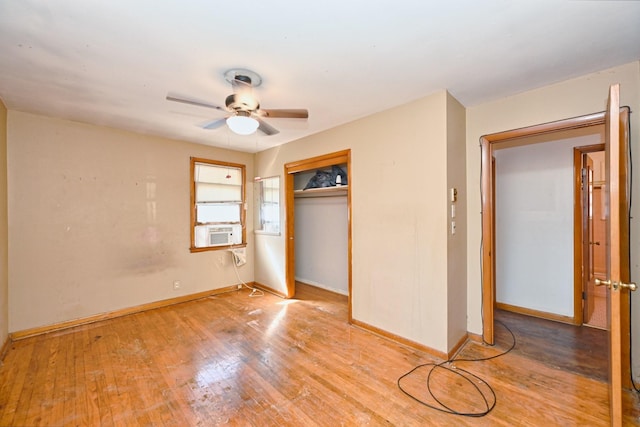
284;149;352;322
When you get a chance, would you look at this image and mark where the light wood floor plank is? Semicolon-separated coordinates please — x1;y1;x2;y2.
46;335;65;426
70;326;89;427
1;283;639;426
11;339;46;427
0;340;33;426
61;331;77;426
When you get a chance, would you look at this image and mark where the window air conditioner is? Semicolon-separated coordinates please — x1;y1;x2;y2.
208;226;234;246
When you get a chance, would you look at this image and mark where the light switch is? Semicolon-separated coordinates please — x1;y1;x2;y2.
451;221;456;235
450;188;457;203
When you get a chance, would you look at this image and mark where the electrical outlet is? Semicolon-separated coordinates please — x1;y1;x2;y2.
173;280;181;290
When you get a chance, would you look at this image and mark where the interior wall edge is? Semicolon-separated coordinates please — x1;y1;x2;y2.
350;318;448;361
0;97;7;353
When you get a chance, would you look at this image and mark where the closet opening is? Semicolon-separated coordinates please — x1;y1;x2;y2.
284;150;352;321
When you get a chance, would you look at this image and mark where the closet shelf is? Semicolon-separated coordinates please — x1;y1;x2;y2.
294;185;348;198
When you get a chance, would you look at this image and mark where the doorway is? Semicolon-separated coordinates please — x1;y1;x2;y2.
493;131;599;325
284;149;352;321
480;109;631;382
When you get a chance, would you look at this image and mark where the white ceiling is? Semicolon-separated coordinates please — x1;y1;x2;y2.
0;1;639;153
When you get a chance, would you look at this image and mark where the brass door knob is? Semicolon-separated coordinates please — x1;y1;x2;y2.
594;278;637;291
619;282;637;291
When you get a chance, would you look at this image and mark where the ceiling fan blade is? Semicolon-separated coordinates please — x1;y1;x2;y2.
166;93;226;111
200;118;227;130
259;109;309;119
255;117;280;136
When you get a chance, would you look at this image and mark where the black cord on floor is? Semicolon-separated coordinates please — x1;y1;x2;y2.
396;320;516;418
402;141;503;417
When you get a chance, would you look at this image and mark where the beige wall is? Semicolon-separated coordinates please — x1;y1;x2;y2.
256;90;466;353
466;62;640;375
7;112;254;332
0;99;7;347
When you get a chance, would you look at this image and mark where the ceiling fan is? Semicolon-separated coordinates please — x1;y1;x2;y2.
166;69;308;136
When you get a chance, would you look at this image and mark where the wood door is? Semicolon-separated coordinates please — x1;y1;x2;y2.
583;155;595;323
592;186;607;277
585;183;608;329
603;83;634;426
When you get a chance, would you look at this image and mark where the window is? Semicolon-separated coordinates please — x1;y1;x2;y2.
190;157;246;251
255;176;280;235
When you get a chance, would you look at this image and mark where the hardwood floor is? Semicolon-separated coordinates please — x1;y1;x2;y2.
0;283;639;426
494;309;608;382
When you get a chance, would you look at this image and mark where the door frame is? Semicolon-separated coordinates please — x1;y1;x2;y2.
479;110;631;387
284;149;352;321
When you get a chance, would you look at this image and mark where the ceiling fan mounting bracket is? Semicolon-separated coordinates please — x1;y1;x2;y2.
224;68;262;87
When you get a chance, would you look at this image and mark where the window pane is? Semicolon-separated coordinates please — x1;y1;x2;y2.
195;164;242;185
196;182;241;202
196;203;241;223
255;176;280;234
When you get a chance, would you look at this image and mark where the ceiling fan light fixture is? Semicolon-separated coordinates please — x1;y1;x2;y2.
226;112;259;135
166;68;307;137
